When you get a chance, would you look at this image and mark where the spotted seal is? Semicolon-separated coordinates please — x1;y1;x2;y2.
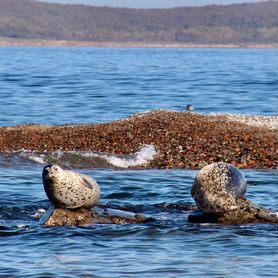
191;162;247;214
42;164;100;210
186;104;194;111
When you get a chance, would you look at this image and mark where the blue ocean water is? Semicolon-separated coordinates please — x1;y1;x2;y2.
0;47;277;278
0;47;277;126
0;166;277;278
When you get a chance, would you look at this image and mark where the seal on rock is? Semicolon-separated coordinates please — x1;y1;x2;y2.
191;162;247;214
42;164;100;210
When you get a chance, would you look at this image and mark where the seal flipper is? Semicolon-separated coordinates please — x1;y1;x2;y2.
201;191;238;214
80;176;93;189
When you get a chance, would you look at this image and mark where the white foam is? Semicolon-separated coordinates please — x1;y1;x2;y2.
103;144;157;168
19;149;69;164
19;151;46;164
16;224;29;229
80;144;157;168
209;113;278;129
18;145;157;168
31;208;47;219
52;150;64;160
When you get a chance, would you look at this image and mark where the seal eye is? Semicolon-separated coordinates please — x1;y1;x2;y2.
53;166;59;171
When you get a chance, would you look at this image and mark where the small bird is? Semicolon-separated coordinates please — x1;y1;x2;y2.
42;164;100;210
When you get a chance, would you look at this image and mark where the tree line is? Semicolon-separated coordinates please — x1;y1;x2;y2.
0;0;277;44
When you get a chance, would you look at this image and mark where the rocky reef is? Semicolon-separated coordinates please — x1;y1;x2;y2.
0;110;277;169
43;207;153;227
188;198;278;225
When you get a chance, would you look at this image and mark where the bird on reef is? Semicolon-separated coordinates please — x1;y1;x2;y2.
186;104;194;111
42;164;100;210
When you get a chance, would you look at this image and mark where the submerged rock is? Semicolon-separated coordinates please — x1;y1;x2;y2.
188;198;278;224
42;206;153;227
189;162;278;224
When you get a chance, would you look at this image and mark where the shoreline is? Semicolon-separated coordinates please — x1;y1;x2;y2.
0;38;277;49
0;110;277;169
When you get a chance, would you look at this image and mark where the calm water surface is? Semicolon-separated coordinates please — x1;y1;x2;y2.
0;47;277;278
0;47;277;126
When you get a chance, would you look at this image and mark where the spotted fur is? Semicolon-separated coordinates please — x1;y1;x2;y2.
42;164;100;209
191;162;247;214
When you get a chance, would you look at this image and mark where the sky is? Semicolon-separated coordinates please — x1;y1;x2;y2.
40;0;268;8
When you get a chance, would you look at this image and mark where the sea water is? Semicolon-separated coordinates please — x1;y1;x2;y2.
0;47;277;278
0;47;276;126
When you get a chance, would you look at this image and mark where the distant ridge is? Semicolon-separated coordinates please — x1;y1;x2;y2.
0;0;277;45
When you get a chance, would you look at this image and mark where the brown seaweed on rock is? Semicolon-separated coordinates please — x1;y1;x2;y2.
188;198;278;225
0;110;277;169
43;207;154;227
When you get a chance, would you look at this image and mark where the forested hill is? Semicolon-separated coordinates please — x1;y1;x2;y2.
0;0;277;44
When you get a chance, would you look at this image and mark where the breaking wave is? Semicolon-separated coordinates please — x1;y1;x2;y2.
17;144;157;169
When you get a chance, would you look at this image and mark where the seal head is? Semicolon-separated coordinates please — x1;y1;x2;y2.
191;162;247;214
42;164;100;210
186;104;194;111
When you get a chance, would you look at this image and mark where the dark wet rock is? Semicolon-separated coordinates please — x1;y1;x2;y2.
44;208;93;226
218;198;278;224
43;207;154;227
156;203;197;210
188;198;278;224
